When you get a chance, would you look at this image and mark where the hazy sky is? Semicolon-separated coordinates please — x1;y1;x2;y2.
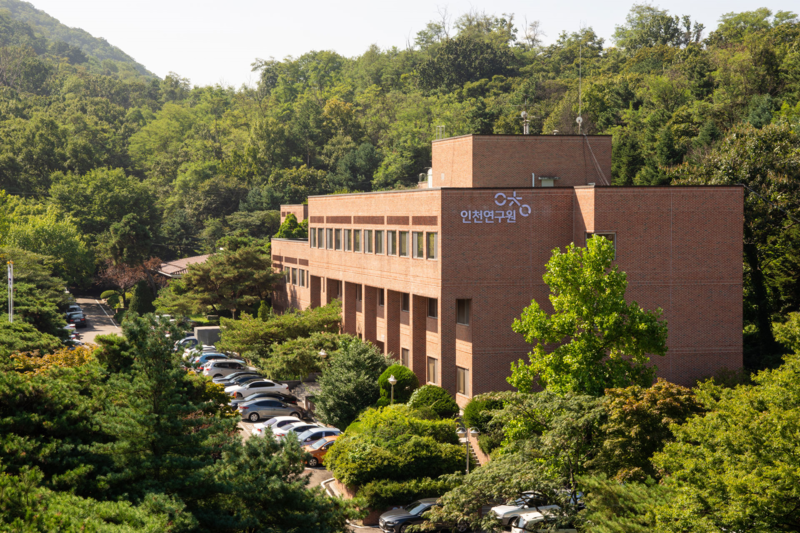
25;0;800;87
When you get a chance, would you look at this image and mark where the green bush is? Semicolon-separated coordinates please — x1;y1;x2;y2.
128;280;155;315
408;385;459;419
462;395;504;432
100;289;121;308
477;433;503;455
379;364;419;403
358;477;462;510
261;331;342;380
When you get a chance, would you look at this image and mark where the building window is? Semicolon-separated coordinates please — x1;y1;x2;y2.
401;348;410;367
378;289;384;306
317;228;324;248
344;229;352;251
283;267;290;283
365;229;373;253
457;367;470;396
427;232;437;260
387;231;397;255
291;268;297;285
412;232;424;258
335;229;342;250
353;230;362;252
456;299;471;326
586;232;616;259
401;292;410;313
310;229;316;247
427;298;438;319
299;269;305;287
375;230;384;254
356;284;363;302
399;231;409;257
326;228;333;249
427;357;438;384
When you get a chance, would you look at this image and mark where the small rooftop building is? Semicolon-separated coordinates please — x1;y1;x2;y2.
157;254;211;279
271;134;743;405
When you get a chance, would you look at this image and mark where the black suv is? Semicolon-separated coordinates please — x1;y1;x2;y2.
378;499;469;533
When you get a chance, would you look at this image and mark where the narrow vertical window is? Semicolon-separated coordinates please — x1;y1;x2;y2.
412;232;424;258
356;284;363;301
365;230;373;253
299;269;305;287
401;292;410;312
326;228;333;249
426;232;437;260
317;228;324;248
457;367;470;396
427;357;438;384
427;298;438;319
344;229;352;251
378;289;384;306
456;299;471;325
387;231;397;255
353;230;362;252
401;348;410;367
375;230;384;254
310;229;315;247
335;229;342;250
399;231;409;257
291;268;297;285
284;267;290;282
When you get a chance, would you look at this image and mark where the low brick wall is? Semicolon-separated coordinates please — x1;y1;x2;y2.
331;479;392;526
468;431;491;466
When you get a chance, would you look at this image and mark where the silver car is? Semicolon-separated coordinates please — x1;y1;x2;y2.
295;427;341;447
238;398;302;422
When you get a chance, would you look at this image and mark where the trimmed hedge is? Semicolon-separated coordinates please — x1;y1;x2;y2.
379;364;419;403
462;395;504;433
358;477;462;510
408;385;459;419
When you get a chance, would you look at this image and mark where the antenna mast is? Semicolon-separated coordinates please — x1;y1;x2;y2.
577;22;583;134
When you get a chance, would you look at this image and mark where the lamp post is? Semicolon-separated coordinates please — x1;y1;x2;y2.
388;374;397;404
7;261;12;323
456;426;480;475
318;349;328;364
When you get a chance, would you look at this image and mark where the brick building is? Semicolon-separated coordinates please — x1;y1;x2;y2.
271;134;743;405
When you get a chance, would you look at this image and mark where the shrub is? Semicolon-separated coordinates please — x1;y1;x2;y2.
100;289;121;308
261;331;342;380
462;395;504;432
358;477;462;510
408;385;459;419
379;364;419;403
257;300;271;320
127;280;155;315
477;433;503;455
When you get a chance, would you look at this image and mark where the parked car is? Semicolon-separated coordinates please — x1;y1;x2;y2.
230;391;300;409
225;379;290;399
510;507;575;533
378;498;469;533
194;353;228;366
303;435;339;467
295;426;341;447
251;416;305;438
66;312;87;328
203;360;247;378
175;336;199;351
237;398;302;422
491;491;551;526
212;370;263;387
273;421;321;440
184;345;219;360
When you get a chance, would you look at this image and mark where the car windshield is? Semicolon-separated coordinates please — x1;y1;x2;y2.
297;429;322;441
404;502;430;515
310;438;331;450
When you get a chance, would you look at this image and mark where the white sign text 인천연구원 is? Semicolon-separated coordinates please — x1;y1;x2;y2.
461;191;532;223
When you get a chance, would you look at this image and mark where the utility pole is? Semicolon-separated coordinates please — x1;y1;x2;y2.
7;261;12;323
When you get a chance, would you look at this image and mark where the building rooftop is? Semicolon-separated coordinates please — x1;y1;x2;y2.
157;254;211;278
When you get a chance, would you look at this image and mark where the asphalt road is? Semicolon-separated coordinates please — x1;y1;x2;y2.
74;298;121;344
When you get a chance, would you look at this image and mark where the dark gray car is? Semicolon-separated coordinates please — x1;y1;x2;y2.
238;399;302;422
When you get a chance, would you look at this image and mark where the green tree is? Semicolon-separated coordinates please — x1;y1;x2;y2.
612;4;703;52
261;331;342;380
257;300;271;320
273;212;308;239
378;363;420;404
510;236;668;396
127;279;156;316
417;35;514;92
315;337;390;428
407;384;460;419
99;212;154;265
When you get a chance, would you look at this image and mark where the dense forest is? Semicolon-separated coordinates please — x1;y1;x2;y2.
0;3;799;372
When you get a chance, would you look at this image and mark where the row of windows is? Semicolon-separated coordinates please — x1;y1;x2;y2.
398;352;470;396
310;228;438;260
283;267;307;287
360;290;471;325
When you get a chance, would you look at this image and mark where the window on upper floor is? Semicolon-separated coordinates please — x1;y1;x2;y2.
427;357;438;385
326;228;333;249
356;284;363;302
399;231;409;257
353;230;362;252
291;268;297;285
317;228;324;248
456;299;471;326
387;231;397;255
378;289;384;306
344;229;352;251
412;232;424;259
457;367;470;396
428;298;438;319
309;229;316;247
335;229;342;251
401;292;410;313
401;348;410;367
375;230;384;254
365;229;373;253
427;232;437;260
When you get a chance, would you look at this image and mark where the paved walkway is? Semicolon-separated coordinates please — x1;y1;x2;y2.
74;298;120;344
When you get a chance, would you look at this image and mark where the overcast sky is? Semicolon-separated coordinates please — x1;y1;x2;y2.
24;1;800;87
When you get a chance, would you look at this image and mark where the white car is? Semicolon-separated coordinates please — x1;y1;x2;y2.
225;379;290;399
273;421;321;440
510;506;575;533
251;416;302;438
491;491;550;526
183;345;219;360
203;359;247;378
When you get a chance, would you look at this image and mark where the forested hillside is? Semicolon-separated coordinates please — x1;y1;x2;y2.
0;4;799;370
0;0;153;77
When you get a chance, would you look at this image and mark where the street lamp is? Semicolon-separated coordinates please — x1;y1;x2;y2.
388;374;397;404
456;427;480;475
318;349;328;360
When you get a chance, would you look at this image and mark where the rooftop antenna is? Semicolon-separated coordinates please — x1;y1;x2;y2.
517;96;535;135
577;22;583;134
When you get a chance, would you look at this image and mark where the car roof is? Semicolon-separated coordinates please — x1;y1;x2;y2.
210;359;245;365
417;498;439;504
270;416;302;423
241;397;285;405
297;427;336;438
516;506;561;519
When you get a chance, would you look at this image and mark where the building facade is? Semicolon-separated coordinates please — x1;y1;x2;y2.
271;135;743;405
